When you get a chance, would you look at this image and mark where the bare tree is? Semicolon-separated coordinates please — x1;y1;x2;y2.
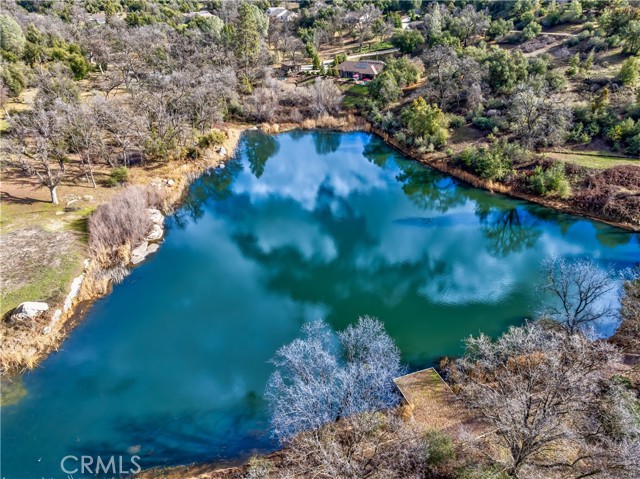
6;106;66;204
60;100;104;188
421;46;485;109
449;5;490;47
278;411;433;479
245;85;280;122
282;35;305;66
509;78;572;149
265;317;403;442
447;322;626;478
91;96;143;167
540;257;616;335
309;78;343;116
346;5;381;51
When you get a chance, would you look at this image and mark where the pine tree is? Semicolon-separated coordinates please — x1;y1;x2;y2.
234;2;261;72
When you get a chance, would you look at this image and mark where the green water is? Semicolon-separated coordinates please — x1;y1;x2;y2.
1;131;638;479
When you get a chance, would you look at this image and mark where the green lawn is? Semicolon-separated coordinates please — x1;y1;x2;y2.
342;84;369;109
550;150;640;169
359;41;394;53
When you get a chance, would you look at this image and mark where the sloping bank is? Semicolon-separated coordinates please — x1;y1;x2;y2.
0;127;246;378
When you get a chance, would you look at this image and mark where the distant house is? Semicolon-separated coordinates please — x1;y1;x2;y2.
266;7;298;22
336;60;385;81
90;13;106;24
184;10;214;21
280;62;300;74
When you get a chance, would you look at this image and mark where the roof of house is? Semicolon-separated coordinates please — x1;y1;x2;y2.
336;60;385;76
266;7;297;20
266;7;287;16
184;10;214;19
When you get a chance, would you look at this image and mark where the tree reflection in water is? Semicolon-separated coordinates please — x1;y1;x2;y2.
245;132;280;179
312;130;342;155
475;202;542;257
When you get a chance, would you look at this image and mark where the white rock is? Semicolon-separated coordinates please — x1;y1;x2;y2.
146;243;159;255
167;179;176;187
51;309;62;324
43;308;63;334
64;274;85;312
146;223;164;242
131;241;148;265
147;208;164;225
219;147;227;157
12;302;49;322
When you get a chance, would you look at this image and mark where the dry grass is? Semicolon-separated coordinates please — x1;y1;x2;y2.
0;311;65;374
394;368;470;432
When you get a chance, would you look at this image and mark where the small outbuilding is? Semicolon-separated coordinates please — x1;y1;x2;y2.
336;60;385;81
266;7;298;22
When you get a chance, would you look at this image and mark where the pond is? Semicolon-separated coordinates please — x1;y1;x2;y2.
1;130;639;479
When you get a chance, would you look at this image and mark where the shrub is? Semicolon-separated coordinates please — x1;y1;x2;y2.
88;186;161;261
401;98;449;148
473;116;500;131
244;457;272;479
391;29;425;54
424;431;455;465
105;167;129;187
528;162;571;198
620;57;640;87
486;19;513;40
522;21;542;41
455;142;515;181
0;61;26;96
197;129;227;149
448;115;465;129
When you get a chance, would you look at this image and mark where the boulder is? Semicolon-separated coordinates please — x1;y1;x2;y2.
218;147;227;157
63;274;85;312
146;243;159;255
147;208;164;225
11;302;49;322
167;179;176;187
146;223;164;242
131;241;149;265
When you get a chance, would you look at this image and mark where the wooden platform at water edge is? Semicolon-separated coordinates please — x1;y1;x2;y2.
393;368;492;438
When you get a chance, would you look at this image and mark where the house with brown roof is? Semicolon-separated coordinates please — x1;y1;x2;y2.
336;60;385;81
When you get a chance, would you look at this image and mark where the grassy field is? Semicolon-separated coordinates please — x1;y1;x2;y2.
359;41;394;53
549;150;640;169
342;84;369;109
